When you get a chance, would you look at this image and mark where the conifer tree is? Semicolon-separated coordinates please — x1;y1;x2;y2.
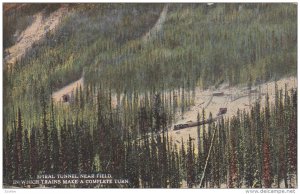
229;117;238;188
29;127;38;178
262;93;272;188
40;87;50;173
187;135;195;188
4;132;11;183
11;125;18;181
50;99;60;174
60;119;68;173
287;89;297;187
22;128;30;179
16;108;23;179
243;113;255;187
262;131;272;188
180;138;186;180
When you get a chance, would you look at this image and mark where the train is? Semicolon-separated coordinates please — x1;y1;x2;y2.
173;108;227;131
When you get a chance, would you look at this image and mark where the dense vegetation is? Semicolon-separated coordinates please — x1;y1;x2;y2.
3;3;297;188
85;3;297;90
4;3;296;131
4;3;163;129
3;83;297;188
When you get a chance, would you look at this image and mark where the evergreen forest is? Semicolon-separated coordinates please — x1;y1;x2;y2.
3;3;297;188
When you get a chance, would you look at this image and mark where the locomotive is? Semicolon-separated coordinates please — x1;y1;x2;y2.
173;108;227;131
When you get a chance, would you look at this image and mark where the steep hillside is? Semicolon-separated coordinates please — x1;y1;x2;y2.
4;6;68;67
4;3;297;134
4;3;163;126
85;3;296;92
3;3;297;189
3;3;63;49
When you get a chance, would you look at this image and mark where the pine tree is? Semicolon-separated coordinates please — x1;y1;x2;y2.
169;146;177;188
16;108;23;179
125;135;140;188
196;111;202;181
287;89;297;187
11;125;18;181
201;108;208;186
40;87;50;173
243;112;255;187
71;118;79;173
253;101;262;187
186;135;195;188
174;145;181;188
153;93;161;133
22;128;30;179
4;131;11;183
212;122;221;188
218;116;227;186
262;93;272;188
60;119;68;173
228;117;238;188
180;138;186;181
36;127;43;175
67;123;74;173
155;134;163;187
262;131;272;188
278;89;288;188
202;108;207;154
80;85;84;109
50;98;60;174
29;127;38;178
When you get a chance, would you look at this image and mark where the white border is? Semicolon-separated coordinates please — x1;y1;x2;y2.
1;1;299;194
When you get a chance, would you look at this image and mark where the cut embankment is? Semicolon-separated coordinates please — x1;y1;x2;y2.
52;77;84;103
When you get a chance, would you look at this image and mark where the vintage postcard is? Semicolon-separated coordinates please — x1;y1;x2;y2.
2;2;297;191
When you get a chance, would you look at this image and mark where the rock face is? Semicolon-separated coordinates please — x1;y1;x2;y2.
4;6;68;69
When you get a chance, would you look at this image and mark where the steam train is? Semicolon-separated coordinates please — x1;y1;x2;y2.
173;108;227;131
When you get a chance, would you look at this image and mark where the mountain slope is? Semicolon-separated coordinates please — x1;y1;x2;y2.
3;3;297;132
4;6;68;67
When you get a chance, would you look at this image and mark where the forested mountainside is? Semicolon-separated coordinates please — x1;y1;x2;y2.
3;3;297;188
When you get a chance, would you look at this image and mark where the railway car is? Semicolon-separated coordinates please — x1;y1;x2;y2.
173;123;189;130
173;108;226;131
213;92;224;96
217;108;227;116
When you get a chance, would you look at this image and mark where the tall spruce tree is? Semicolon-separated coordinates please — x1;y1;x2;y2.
29;127;38;178
40;87;50;173
50;98;60;174
22;128;30;179
16;108;23;179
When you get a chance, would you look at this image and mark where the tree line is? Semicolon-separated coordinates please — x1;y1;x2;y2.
3;83;297;188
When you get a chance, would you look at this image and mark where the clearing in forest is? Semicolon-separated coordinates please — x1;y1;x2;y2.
168;76;297;146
